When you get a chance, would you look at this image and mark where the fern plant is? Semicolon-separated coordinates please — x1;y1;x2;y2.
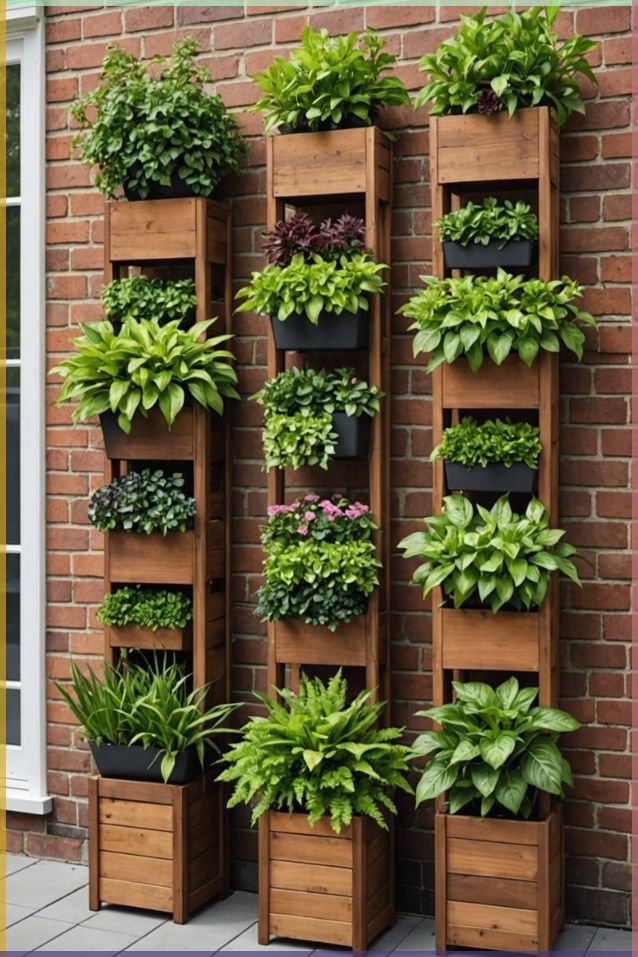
218;671;413;834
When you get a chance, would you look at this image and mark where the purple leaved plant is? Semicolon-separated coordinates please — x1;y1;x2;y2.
263;212;366;266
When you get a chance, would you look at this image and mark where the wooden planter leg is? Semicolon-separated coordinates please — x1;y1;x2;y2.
352;817;366;951
173;786;187;924
258;814;270;945
88;776;100;912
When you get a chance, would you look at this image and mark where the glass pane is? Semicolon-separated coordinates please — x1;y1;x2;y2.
6;553;20;682
6;367;20;546
6;63;20;198
6;689;21;746
6;207;20;360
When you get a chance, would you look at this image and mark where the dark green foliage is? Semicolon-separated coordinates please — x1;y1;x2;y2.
97;587;193;631
88;469;196;535
101;277;197;325
437;198;538;248
431;417;542;470
264;213;366;267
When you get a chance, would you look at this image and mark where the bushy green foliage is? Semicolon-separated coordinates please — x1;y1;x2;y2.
218;671;413;833
437;198;538;248
399;269;595;373
399;494;580;612
257;495;381;631
236;253;386;325
249;27;409;134
56;656;238;783
71;39;245;198
97;587;193;631
89;469;196;535
413;677;579;818
415;6;597;126
431;417;542;470
101;277;197;325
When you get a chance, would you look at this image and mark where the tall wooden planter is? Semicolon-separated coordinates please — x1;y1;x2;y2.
258;812;393;949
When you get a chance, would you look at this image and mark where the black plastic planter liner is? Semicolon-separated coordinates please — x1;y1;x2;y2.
443;240;536;270
90;741;201;784
333;412;370;458
271;310;369;351
123;176;201;202
445;461;537;493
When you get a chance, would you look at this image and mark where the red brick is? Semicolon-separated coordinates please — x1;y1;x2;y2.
177;5;237;26
602;132;632;158
596;491;630;518
200;54;240;82
124;6;174;32
599;255;631;284
570;397;628;425
598;323;631;354
561;135;599;163
604;36;631;65
25;833;82;863
144;29;210;58
403;27;456;60
215;20;272;50
66;37;140;70
46;17;81;43
275;14;308;43
83;11;122;38
603;194;631;222
366;6;434;28
46;77;78;103
576;7;630;35
565;100;630;132
570;584;630;612
560;225;628;254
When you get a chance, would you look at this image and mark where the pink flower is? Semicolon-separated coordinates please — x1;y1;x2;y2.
304;511;316;522
320;499;344;521
351;376;358;384
297;524;309;536
304;493;320;502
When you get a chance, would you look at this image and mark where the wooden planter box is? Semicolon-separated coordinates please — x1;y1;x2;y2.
437;607;540;673
89;772;225;923
273;612;387;669
436;807;563;952
259;811;393;948
100;408;196;462
439;355;541;410
107;523;224;586
108;622;192;653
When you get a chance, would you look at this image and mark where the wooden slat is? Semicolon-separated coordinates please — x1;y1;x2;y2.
441;608;539;672
270;912;352;947
272;129;367;197
97;777;174;805
98;798;173;832
270;888;352;923
435;109;541;184
270;860;352;897
448;900;538;936
441;356;540;409
189;847;217;892
446;814;539;846
108;198;197;261
448;873;538;910
108;530;193;585
99;823;173;860
258;812;270;945
88;776;100;911
435;813;447;951
367;905;393;944
188;875;224;914
270;833;352;868
269;812;352;840
100;876;173;913
448;837;538;881
366;848;389;893
447;923;538;953
101;407;194;461
99;850;172;887
109;624;190;652
274;617;367;667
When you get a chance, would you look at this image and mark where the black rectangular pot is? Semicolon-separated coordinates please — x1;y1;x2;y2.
332;412;371;458
443;240;536;270
271;310;369;351
89;741;202;785
445;461;537;494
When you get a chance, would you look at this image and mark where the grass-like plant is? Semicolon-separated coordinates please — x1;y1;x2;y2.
431;417;542;470
88;469;196;535
218;670;413;833
97;587;193;631
413;677;580;818
437;198;538;249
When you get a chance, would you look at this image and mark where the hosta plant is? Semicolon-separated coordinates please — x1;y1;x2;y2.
56;656;238;783
415;6;597;126
252;367;382;470
264;213;366;267
399;494;580;612
218;670;413;833
71;39;244;199
97;587;193;631
437;198;538;248
101;276;197;325
399;269;595;373
249;27;409;134
257;495;381;631
431;417;542;470
89;469;196;535
413;677;580;818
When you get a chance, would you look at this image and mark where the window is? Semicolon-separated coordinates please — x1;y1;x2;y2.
4;8;50;814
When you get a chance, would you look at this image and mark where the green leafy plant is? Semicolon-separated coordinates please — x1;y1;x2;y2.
253;367;382;470
413;677;580;818
431;417;542;470
219;671;413;833
51;314;238;433
97;587;193;631
56;656;239;782
249;27;409;134
399;269;595;373
257;495;381;631
101;277;197;325
399;494;580;612
437;198;538;248
88;469;196;535
70;38;245;199
236;252;386;325
415;6;597;126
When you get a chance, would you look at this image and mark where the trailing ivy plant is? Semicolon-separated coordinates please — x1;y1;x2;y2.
88;469;196;535
413;677;580;818
264;213;366;267
257;495;381;631
431;417;542;470
97;587;193;631
71;38;245;199
249;27;409;134
218;670;413;833
399;494;580;612
398;269;595;373
101;277;197;325
437;198;538;248
252;367;382;470
415;6;597;126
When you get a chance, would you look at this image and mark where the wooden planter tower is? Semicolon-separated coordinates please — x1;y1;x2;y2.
259;127;394;948
89;197;233;921
429;108;564;952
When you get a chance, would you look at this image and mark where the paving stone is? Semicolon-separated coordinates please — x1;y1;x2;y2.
6;860;87;909
6;915;74;953
393;916;436;952
2;903;35;929
220;920;312;951
36;922;136;953
588;926;633;952
554;922;598;952
124;890;259;952
4;854;39;877
82;904;168;936
369;914;423;951
36;885;94;924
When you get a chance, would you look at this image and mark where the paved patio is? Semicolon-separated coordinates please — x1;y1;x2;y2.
4;855;632;954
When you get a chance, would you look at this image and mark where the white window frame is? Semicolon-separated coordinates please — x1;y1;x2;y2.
5;7;50;815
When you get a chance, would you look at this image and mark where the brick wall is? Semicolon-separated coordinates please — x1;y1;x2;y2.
14;2;631;927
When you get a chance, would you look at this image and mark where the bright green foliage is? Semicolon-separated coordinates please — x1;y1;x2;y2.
257;495;381;631
399;494;580;612
431;417;542;470
97;587;193;631
253;367;382;470
55;656;239;783
415;7;597;126
51;315;238;433
235;253;386;325
88;469;196;535
218;671;413;833
70;39;245;199
249;27;409;134
437;198;538;248
413;677;579;818
399;269;595;373
101;277;197;325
